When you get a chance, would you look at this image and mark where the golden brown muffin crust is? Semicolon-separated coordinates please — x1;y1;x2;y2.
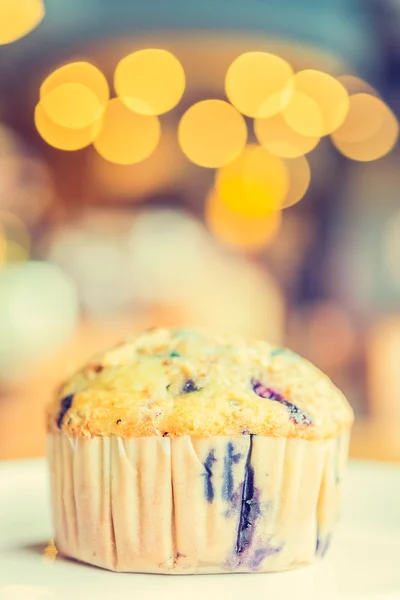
47;327;354;440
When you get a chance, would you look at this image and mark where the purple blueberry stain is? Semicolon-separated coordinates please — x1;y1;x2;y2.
56;394;74;429
222;437;282;570
251;379;312;426
247;542;284;570
203;450;217;503
182;379;199;393
235;435;260;556
222;442;242;501
316;533;331;557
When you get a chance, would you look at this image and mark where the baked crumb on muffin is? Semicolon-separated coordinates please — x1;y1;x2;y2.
47;327;353;440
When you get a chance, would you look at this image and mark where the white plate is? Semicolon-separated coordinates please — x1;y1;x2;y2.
0;459;399;600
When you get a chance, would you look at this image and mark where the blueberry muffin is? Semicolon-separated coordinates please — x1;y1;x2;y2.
46;327;353;573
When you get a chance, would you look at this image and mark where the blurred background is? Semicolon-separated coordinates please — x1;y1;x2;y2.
0;0;399;461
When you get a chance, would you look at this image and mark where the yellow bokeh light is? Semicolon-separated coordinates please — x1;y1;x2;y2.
254;112;320;158
114;49;185;115
94;98;160;165
40;82;103;129
178;99;247;168
206;187;282;252
282;90;324;137
283;156;311;208
0;0;44;45
35;102;102;151
290;70;349;135
331;102;399;162
40;62;109;119
337;75;379;97
90;126;183;199
332;94;388;144
216;145;289;217
225;52;293;118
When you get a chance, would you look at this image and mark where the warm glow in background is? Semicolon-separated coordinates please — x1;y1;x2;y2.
0;0;400;462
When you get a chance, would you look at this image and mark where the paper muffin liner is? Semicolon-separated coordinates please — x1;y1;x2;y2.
47;431;350;574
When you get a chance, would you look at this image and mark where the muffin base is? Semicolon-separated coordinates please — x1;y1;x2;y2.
47;431;349;574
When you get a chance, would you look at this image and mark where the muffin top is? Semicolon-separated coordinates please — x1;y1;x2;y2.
47;327;353;440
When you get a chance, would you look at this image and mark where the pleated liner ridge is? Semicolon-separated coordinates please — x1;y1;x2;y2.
47;431;350;574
